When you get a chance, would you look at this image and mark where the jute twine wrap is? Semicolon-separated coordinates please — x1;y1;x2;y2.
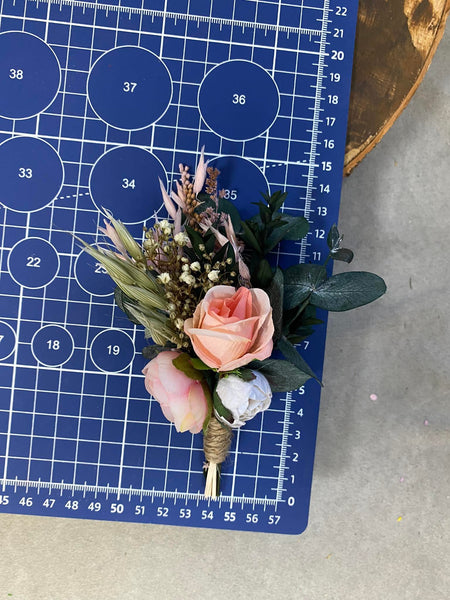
204;416;233;464
203;416;233;497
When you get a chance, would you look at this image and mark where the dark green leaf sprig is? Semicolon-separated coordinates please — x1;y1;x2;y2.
238;202;387;392
240;191;310;287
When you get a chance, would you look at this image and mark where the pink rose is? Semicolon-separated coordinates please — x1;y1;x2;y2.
184;286;274;372
142;351;208;434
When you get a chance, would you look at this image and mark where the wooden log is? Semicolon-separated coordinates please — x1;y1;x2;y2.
344;0;450;174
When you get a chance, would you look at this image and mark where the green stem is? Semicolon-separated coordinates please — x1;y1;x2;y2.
323;252;333;268
286;295;311;329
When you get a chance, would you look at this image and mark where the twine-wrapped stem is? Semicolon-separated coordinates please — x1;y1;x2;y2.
203;416;233;497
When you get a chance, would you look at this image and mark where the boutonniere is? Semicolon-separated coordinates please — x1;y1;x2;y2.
80;150;386;497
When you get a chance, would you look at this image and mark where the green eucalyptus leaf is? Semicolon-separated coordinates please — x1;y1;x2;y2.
249;359;312;393
284;264;327;310
311;271;387;312
331;248;354;263
327;224;341;250
277;336;321;384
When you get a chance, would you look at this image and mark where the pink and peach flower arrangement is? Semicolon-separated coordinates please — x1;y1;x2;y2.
81;150;386;496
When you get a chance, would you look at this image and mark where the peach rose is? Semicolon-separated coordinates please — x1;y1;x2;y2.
142;351;208;434
184;286;274;371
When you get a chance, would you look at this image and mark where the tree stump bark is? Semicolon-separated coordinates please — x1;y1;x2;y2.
344;0;450;174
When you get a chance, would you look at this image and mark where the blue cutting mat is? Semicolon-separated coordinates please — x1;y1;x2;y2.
0;0;358;534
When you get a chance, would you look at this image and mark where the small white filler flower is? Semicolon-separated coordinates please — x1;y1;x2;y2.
215;371;272;428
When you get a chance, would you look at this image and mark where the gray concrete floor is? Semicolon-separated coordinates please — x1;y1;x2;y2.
1;29;449;600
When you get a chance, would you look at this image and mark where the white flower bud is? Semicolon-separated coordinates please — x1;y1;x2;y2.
191;261;201;272
208;270;220;282
174;232;189;246
157;272;171;284
215;372;272;429
180;272;195;286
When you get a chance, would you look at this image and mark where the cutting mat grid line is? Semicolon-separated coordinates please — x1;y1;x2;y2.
0;0;358;533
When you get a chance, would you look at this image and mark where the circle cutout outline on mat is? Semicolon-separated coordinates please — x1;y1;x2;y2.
208;154;270;221
89;145;167;224
198;59;280;142
31;324;75;367
8;237;60;289
0;30;61;120
0;321;17;361
87;45;173;131
0;136;64;213
74;246;116;297
90;328;135;373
